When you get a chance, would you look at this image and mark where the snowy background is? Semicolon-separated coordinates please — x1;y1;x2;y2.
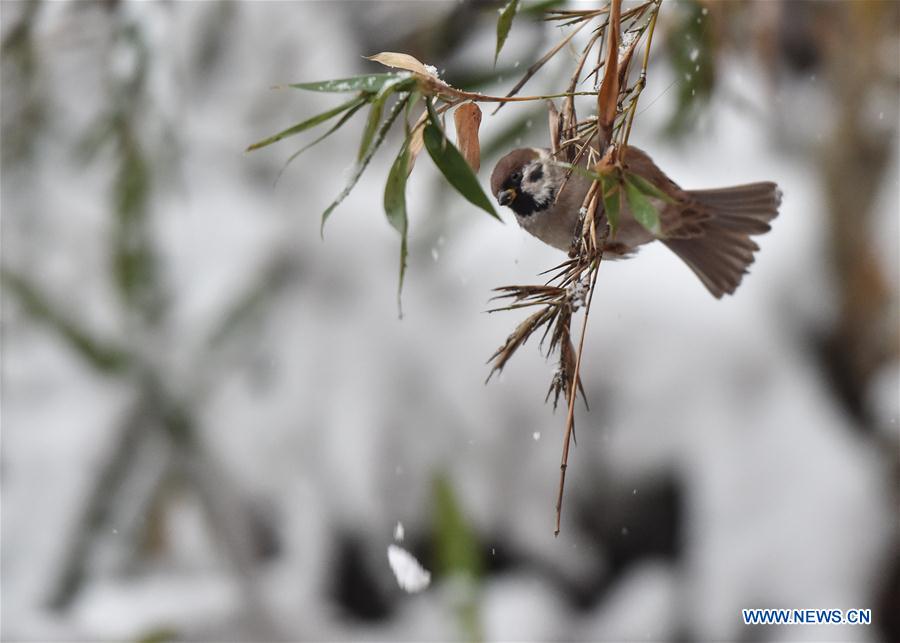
2;1;898;641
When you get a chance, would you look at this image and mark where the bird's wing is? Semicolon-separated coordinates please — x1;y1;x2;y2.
621;146;707;239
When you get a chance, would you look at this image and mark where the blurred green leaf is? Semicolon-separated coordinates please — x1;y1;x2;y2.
495;0;520;64
624;175;661;235
520;0;567;16
136;627;178;643
205;254;296;351
1;268;131;374
246;95;366;152
433;475;482;578
1;0;45;163
384;139;411;316
112;136;158;318
433;475;482;642
600;175;621;236
320;93;410;234
287;73;407;93
423;119;499;220
663;0;715;137
625;170;676;203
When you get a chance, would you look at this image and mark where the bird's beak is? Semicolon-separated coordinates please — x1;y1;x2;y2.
497;188;516;206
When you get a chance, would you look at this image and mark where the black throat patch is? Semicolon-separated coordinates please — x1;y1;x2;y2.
509;190;542;216
506;181;555;217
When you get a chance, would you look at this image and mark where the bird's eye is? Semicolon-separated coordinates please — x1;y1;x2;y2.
510;170;521;182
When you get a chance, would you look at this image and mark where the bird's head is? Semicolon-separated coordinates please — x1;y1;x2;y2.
490;148;559;217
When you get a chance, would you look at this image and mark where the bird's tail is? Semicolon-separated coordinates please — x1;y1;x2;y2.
663;182;781;298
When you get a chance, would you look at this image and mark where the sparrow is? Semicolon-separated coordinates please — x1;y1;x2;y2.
491;146;781;298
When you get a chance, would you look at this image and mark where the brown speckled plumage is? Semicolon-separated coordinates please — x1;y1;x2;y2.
492;146;781;298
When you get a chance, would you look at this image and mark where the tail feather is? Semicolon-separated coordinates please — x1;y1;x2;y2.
689;182;780;207
664;182;781;298
714;216;771;235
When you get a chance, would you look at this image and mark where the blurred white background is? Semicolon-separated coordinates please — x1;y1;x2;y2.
2;1;898;641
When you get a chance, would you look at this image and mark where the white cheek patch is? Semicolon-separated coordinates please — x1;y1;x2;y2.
522;162;556;210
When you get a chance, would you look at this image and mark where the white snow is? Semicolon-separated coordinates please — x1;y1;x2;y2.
387;545;431;594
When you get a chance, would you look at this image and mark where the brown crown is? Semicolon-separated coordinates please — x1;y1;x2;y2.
490;148;540;195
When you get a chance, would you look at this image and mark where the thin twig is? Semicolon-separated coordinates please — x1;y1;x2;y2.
554;259;601;536
492;18;592;115
621;0;661;148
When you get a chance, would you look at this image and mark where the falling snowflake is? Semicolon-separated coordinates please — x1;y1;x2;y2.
387;544;431;593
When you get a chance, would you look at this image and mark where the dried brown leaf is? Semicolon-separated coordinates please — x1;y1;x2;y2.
491;284;563;301
487;307;556;381
596;0;621;145
453;102;482;172
547;100;561;156
366;52;460;101
367;52;434;78
407;121;425;175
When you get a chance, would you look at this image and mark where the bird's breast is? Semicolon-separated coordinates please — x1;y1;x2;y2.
516;209;581;252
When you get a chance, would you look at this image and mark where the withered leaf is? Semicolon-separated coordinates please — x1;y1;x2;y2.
367;52;436;79
596;0;621;143
453;102;482;172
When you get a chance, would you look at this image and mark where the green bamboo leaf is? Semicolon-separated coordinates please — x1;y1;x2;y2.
423;121;499;220
359;100;385;162
625;170;676;203
358;76;414;161
550;162;627;236
600;175;621;236
425;96;442;130
384;140;411;317
275;100;368;185
404;88;422;134
384;143;410;236
495;0;520;64
286;73;406;93
246;95;365;152
624;176;661;235
320;93;410;235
